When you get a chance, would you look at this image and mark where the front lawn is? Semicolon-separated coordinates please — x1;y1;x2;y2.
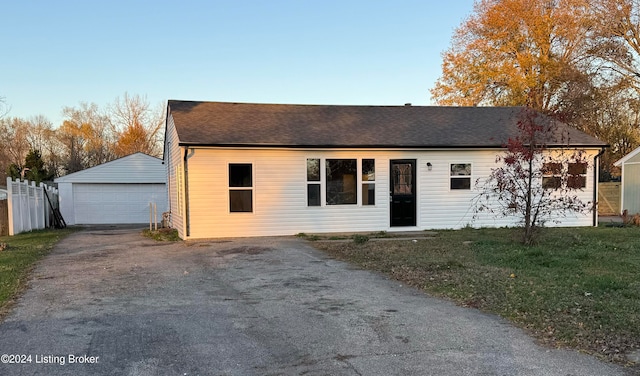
0;229;74;318
312;227;640;367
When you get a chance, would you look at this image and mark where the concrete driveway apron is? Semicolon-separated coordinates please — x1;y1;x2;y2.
0;227;631;375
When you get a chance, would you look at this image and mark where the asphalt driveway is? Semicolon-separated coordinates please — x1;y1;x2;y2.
0;227;631;375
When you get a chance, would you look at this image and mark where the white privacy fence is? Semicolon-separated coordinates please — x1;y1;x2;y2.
5;177;62;236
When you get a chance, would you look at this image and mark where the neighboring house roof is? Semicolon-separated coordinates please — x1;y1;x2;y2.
167;100;607;149
54;152;166;184
614;145;640;166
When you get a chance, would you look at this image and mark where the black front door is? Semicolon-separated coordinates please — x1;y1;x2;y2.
390;160;416;227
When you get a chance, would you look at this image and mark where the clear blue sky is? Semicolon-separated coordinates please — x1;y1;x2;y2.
1;1;475;127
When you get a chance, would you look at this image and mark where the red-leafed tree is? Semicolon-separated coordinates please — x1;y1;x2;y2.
474;108;592;244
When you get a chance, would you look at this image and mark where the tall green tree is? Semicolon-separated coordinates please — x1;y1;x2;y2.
23;149;54;183
8;150;54;184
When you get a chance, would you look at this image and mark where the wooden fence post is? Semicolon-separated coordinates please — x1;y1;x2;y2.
0;199;8;236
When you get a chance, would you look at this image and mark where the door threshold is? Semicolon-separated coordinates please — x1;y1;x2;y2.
387;227;421;233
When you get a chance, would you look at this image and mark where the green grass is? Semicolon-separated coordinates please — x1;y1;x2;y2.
0;229;74;317
313;227;640;367
141;228;181;241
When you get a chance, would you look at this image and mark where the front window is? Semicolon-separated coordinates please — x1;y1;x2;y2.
229;163;253;212
362;159;375;205
450;163;471;190
326;159;357;205
307;158;321;206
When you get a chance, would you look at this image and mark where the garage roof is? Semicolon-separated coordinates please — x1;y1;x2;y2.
614;145;640;166
54;153;166;184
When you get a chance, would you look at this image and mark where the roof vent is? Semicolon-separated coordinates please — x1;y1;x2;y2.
404;103;412;106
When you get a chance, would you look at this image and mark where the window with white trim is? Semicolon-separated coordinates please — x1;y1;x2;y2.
542;162;562;189
229;163;253;212
542;162;587;190
326;159;357;205
307;158;375;206
568;162;587;189
307;158;321;206
450;163;471;190
362;159;375;205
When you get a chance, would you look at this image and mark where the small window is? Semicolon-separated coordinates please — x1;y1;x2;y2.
229;163;252;212
326;159;357;205
450;163;471;190
362;159;375;205
307;159;321;206
307;158;320;181
542;162;562;190
307;184;321;206
568;162;587;189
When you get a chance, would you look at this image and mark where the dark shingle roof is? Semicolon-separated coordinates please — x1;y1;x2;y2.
167;100;607;148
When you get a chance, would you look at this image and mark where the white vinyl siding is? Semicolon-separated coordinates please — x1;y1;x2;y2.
55;153;165;184
179;148;599;239
621;162;640;214
164;115;185;238
186;150;389;238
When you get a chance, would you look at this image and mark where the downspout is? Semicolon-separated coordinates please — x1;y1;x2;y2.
184;147;195;237
165;141;171;218
593;148;606;227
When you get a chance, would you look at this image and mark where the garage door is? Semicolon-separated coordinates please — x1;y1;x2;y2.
73;184;167;224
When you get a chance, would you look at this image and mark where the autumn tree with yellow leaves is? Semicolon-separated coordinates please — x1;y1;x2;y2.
432;0;640;175
58;102;115;173
110;93;164;158
431;0;596;111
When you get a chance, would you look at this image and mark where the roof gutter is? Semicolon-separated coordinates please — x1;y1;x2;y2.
176;143;608;149
593;147;607;226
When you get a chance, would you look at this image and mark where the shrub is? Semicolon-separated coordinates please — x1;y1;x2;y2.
352;234;370;244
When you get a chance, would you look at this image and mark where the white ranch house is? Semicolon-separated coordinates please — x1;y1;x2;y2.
163;101;607;240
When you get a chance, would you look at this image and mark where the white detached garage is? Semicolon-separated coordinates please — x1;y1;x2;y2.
614;146;640;215
55;153;167;225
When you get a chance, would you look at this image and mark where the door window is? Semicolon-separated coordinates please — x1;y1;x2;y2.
392;163;413;195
